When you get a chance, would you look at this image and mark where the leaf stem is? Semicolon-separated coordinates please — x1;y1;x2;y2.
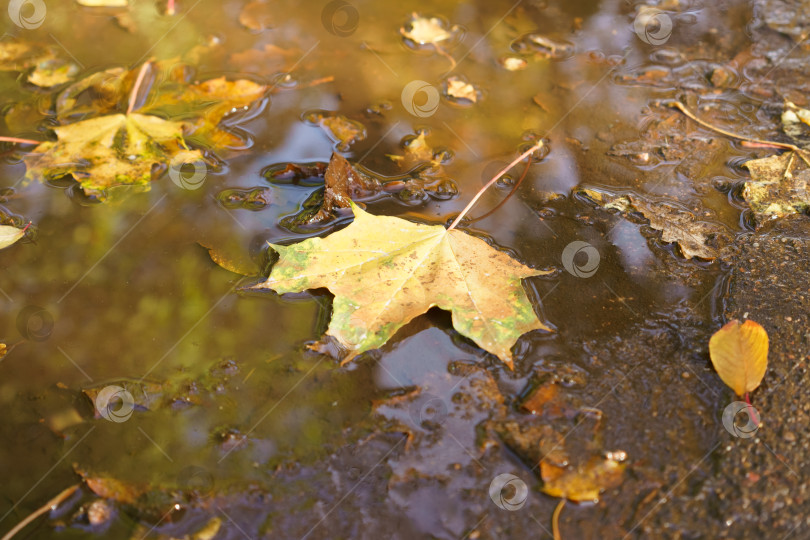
467;152;532;224
0;136;40;145
167;0;176;15
744;392;760;426
0;484;79;540
669;101;810;167
552;498;565;540
447;140;544;231
126;61;152;116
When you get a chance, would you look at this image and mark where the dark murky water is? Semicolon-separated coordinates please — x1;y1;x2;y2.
0;0;780;538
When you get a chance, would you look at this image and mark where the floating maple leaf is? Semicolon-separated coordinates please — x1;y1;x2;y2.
254;203;552;367
24;114;203;197
21;61;266;197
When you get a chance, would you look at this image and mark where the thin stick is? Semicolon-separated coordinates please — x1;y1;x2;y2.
435;44;457;70
744;392;760;426
0;136;39;145
468;153;532;224
126;61;152;116
273;76;335;92
447;140;544;231
669;101;810;167
552;499;566;540
1;484;79;540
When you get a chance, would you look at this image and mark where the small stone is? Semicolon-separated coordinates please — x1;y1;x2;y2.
87;499;112;526
783;431;797;442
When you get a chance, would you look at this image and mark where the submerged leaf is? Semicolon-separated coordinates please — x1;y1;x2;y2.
579;188;733;260
254;203;552;367
24;113;204;197
0;40;53;72
145;76;267;148
304;111;366;152
709;319;769;396
200;241;257;276
27;57;80;87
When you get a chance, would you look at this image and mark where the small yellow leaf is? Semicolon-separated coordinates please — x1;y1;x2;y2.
709;319;769;395
0;224;26;250
540;454;626;503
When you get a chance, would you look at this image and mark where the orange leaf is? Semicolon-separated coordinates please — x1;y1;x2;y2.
708;320;768;396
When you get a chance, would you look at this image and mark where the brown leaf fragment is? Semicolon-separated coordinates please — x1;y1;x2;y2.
304;112;366;152
76;469;144;505
239;0;272;31
578;187;734;260
519;382;580;420
308;153;380;223
493;419;569;467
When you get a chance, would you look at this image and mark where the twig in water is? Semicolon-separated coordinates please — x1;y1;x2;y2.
744;392;760;426
669;101;810;167
126;61;152;116
447;140;544;231
467;153;532;224
552;499;566;540
0;136;40;145
1;484;79;540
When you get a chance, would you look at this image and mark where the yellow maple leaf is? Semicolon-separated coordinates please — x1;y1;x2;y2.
254;203;552;368
24;113;203;197
709;319;769;396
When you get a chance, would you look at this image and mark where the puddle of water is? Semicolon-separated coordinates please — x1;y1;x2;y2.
0;0;758;537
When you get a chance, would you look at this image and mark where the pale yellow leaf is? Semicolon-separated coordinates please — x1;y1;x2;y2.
401;14;451;45
0;225;26;250
254;203;553;368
